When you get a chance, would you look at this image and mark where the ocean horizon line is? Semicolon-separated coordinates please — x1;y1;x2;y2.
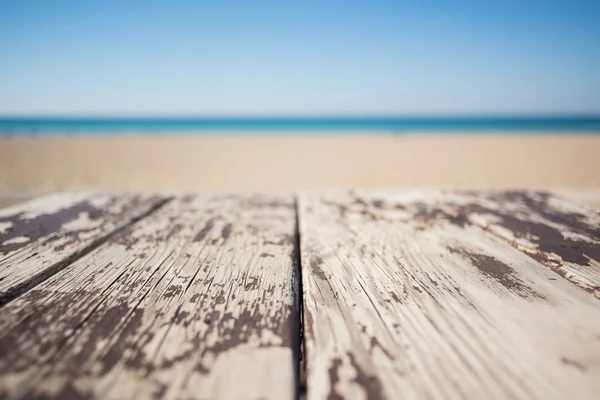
1;115;600;135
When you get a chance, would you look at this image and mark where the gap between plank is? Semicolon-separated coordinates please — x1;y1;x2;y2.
293;196;307;400
0;196;173;307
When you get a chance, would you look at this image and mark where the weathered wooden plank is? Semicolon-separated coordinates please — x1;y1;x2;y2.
415;190;600;295
300;190;600;400
0;191;167;305
0;193;299;400
551;189;600;210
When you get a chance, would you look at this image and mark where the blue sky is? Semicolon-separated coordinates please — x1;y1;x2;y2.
1;0;599;116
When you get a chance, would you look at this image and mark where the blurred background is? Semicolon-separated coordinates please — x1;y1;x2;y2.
1;0;599;202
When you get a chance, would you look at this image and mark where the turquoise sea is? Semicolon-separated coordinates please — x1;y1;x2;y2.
1;117;600;135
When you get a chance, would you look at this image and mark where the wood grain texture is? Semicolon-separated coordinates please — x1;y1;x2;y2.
403;190;600;296
0;193;299;400
299;190;600;400
0;192;167;305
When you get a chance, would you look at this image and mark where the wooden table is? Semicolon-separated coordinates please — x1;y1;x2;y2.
0;190;599;400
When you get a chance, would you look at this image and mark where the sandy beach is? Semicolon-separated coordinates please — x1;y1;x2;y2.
1;134;599;202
